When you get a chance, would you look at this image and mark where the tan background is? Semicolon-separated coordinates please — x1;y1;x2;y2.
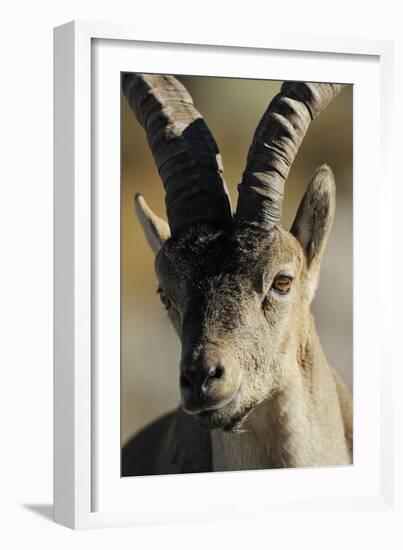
121;77;353;445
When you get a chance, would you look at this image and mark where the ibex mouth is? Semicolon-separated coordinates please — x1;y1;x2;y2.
221;400;267;433
181;388;239;417
186;392;263;432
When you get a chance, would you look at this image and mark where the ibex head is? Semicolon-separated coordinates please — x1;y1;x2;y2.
124;75;342;431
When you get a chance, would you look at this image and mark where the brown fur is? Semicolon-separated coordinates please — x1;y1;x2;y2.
123;166;353;475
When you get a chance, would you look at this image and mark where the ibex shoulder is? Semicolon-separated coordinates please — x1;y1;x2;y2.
122;407;212;476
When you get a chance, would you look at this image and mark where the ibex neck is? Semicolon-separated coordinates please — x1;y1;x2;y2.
211;323;349;471
211;376;314;471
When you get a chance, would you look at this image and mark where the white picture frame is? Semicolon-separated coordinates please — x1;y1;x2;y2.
54;20;396;529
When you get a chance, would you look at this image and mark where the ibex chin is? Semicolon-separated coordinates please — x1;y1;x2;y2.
122;74;353;475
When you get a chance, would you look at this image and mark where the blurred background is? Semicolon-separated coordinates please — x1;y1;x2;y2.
121;76;353;446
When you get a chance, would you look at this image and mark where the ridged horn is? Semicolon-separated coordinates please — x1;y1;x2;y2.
235;81;344;230
123;73;232;236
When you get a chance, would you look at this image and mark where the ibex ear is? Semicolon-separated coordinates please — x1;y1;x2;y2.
134;194;170;255
290;165;336;295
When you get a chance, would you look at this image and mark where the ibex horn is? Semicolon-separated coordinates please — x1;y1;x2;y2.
235;82;344;230
123;74;232;236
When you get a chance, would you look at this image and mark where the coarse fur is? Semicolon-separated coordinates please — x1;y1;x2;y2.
123;165;353;475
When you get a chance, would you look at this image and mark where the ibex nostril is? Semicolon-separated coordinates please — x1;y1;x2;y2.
181;362;226;397
200;365;225;394
207;366;224;380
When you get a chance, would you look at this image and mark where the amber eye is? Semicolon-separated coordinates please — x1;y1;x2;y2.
157;288;171;310
272;275;292;294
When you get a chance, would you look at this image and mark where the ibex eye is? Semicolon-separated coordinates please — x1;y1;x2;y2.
157;288;171;310
272;275;292;294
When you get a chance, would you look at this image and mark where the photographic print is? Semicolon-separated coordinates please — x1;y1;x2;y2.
121;74;353;476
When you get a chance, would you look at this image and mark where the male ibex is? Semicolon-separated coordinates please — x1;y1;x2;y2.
122;74;353;475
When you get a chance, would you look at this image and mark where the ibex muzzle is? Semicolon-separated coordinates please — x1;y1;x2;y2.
179;344;241;414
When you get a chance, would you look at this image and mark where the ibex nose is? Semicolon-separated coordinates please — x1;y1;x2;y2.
180;364;225;396
180;349;240;414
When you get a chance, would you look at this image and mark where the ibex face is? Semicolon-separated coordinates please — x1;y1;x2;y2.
124;75;341;431
155;222;309;430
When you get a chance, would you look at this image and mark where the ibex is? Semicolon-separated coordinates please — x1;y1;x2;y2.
122;74;353;475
